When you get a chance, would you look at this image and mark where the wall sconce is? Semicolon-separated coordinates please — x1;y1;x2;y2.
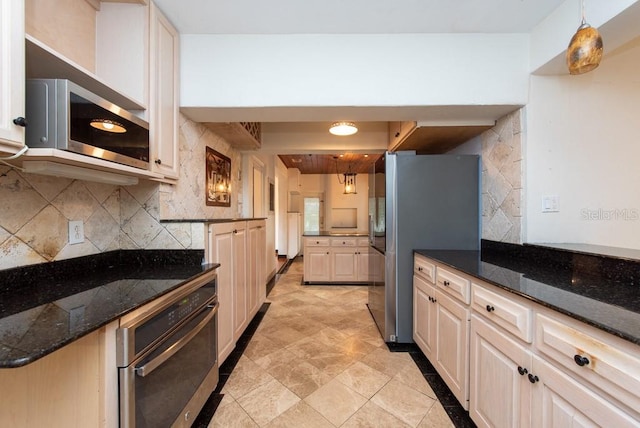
566;0;603;75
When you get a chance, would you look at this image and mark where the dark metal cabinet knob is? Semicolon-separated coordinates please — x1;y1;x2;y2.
486;305;495;312
233;229;238;234
517;366;528;376
574;354;590;366
443;280;450;286
13;117;27;127
395;132;400;138
418;267;423;271
528;374;539;384
155;159;162;165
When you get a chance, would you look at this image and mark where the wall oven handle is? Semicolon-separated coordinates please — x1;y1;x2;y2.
135;302;218;378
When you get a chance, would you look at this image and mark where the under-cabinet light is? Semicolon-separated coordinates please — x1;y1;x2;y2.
22;161;139;186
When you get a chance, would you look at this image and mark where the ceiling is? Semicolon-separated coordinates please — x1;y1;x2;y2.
279;154;381;175
153;0;565;35
153;0;567;173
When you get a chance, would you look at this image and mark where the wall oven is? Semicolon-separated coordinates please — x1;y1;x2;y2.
117;271;219;428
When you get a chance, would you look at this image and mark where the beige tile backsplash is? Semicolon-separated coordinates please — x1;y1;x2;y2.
0;114;240;270
1;110;522;270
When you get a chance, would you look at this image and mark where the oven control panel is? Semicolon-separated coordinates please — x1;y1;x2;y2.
132;278;217;356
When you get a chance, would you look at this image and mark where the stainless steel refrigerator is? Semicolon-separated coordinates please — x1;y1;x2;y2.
368;151;480;343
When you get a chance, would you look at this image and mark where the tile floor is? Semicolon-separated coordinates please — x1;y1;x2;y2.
207;259;461;428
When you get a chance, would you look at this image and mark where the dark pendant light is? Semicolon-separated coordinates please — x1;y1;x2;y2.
566;0;603;75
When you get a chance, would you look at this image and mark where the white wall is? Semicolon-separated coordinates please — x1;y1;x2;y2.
526;36;640;249
181;33;529;111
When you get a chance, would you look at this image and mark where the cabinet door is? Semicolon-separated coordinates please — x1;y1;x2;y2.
531;355;639;428
0;0;25;152
332;247;357;282
413;275;437;361
470;315;532;428
149;2;179;178
208;223;235;364
356;247;371;282
435;289;470;409
247;220;265;319
304;247;331;282
233;223;247;340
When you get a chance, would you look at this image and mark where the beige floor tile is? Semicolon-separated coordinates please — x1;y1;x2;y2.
236;378;301;426
268;360;333;398
208;400;258;428
360;346;415;378
242;333;285;361
370;379;436;427
304;379;368;427
393;360;438;399
265;401;334;428
334;361;391;399
223;356;275;399
253;347;300;371
341;401;411;428
417;402;455;428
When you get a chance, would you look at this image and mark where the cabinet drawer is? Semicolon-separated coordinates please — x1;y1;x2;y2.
436;267;470;304
331;238;357;247
306;238;330;247
414;255;436;284
471;283;532;342
356;238;370;247
535;312;640;412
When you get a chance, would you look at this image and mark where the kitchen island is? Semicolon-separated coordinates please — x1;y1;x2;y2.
302;231;371;283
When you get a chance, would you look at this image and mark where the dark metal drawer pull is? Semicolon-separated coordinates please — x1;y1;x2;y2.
574;354;590;366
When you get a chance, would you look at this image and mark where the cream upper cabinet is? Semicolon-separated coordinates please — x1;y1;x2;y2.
0;0;26;153
149;1;179;179
388;121;416;152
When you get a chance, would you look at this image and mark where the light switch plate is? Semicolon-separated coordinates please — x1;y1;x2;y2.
68;220;84;244
542;195;559;213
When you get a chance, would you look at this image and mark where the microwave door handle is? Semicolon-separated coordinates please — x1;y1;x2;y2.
135;302;218;378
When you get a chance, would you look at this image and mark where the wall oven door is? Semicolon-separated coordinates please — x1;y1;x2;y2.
118;273;218;428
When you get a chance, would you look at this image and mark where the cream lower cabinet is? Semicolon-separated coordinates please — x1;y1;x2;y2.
413;254;470;409
247;219;266;320
416;254;640;427
531;354;639;427
434;289;470;409
206;220;265;364
304;237;370;283
470;314;532;428
413;274;437;360
0;323;118;428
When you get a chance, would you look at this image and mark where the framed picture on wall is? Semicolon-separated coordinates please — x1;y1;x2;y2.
268;179;275;213
206;147;231;207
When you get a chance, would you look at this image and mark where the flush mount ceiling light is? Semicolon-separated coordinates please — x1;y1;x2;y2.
90;118;127;133
566;0;603;75
329;122;358;136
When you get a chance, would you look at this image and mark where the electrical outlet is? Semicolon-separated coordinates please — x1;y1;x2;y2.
68;220;84;244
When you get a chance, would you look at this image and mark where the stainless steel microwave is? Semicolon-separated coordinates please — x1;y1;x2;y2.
26;79;150;170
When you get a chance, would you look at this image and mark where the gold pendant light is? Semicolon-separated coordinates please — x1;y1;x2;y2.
566;0;603;75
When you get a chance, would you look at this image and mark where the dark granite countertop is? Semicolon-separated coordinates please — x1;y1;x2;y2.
0;250;218;368
415;241;640;346
303;231;369;237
